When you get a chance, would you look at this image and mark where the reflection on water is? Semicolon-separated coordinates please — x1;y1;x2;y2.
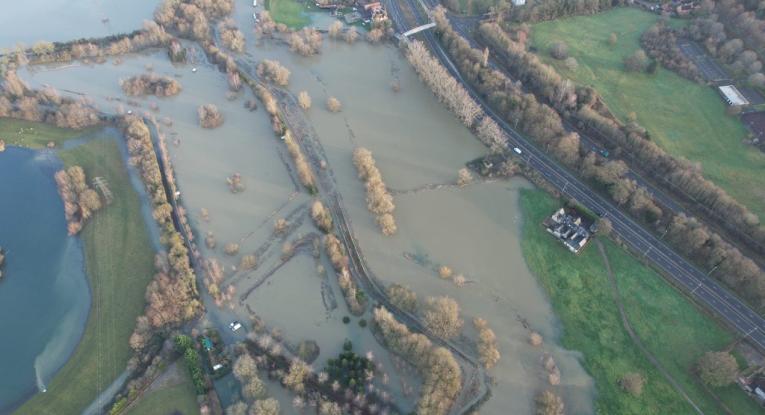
0;0;160;48
0;147;90;413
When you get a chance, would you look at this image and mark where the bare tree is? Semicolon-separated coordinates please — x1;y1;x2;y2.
298;90;312;110
422;296;463;339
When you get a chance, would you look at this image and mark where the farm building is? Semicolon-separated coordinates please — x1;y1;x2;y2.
718;85;749;106
544;208;592;254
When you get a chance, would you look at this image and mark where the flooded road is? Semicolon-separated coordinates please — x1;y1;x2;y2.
18;15;596;412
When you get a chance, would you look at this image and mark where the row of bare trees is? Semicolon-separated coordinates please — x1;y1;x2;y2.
405;40;482;128
54;166;103;235
1;72;101;129
124;116;201;345
120;73;182;97
373;306;462;415
257;59;291;86
352;147;397;236
289;28;323;57
324;234;366;315
437;15;765;305
218;18;245;53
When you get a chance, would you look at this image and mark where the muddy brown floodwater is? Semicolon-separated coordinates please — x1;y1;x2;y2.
22;20;595;414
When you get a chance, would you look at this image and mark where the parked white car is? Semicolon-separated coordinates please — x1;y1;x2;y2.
229;321;242;331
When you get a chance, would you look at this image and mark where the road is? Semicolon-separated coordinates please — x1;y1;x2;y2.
384;0;765;352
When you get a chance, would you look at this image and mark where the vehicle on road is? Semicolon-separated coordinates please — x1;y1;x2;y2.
229;321;242;331
513;147;522;155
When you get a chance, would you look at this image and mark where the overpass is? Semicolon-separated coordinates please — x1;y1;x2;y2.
402;22;435;37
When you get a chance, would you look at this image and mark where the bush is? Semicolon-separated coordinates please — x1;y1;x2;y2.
326;96;342;113
549;41;568;60
342;316;351;324
198;104;223;128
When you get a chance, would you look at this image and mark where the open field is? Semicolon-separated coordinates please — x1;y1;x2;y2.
0;117;89;148
519;188;761;414
529;8;765;221
16;137;156;415
265;0;311;28
124;365;200;415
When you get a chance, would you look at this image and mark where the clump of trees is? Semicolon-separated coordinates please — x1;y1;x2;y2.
623;49;651;73
507;0;625;23
373;306;462;415
283;130;316;191
324;340;374;393
298;90;311;110
224;242;240;256
120;74;182;97
697;350;738;387
54;166;103;234
457;167;473;186
473;317;500;369
154;0;234;42
352;147;397;235
326;96;342;113
324;234;366;315
122;116;201;331
256;59;290;86
227;172;245;193
536;390;564;415
250;398;279;415
405;40;482;128
232;352;267;402
174;335;207;394
219;18;245;53
289;28;322;56
619;372;646;396
386;283;418;313
204;258;229;306
198;104;223;128
640;23;702;82
422;296;463;339
328;21;344;39
311;199;333;232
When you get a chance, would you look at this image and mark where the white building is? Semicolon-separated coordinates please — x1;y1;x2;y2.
718;85;749;106
512;0;526;6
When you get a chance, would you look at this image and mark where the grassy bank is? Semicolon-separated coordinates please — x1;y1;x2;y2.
519;188;760;414
17;137;155;415
265;0;311;28
0;117;92;148
529;8;765;221
124;366;200;415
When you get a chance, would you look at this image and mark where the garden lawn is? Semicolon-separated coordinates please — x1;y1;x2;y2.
0;117;89;148
16;137;156;415
519;188;761;414
124;368;200;415
266;0;311;28
530;8;765;221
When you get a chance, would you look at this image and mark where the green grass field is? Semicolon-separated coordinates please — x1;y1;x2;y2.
0;117;90;148
16;137;156;415
124;367;200;415
266;0;311;28
519;188;761;414
529;8;765;221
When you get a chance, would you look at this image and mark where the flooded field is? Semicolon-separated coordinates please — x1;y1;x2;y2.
18;18;595;413
0;0;160;48
0;147;90;413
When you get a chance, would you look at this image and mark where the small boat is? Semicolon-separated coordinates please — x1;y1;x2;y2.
253;0;257;6
191;67;197;73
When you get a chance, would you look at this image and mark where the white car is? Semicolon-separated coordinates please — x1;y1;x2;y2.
229;321;242;331
513;147;522;155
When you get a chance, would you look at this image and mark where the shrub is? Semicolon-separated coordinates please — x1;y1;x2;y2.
342;316;351;324
198;104;223;128
298;90;311;110
326;96;342;112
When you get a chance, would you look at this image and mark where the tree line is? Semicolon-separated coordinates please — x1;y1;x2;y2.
54;165;104;235
0;71;101;129
507;0;629;23
432;10;765;305
372;306;462;415
123;116;201;348
324;233;366;315
352;147;397;236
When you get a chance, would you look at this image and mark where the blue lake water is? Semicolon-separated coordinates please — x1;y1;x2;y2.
0;147;91;413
